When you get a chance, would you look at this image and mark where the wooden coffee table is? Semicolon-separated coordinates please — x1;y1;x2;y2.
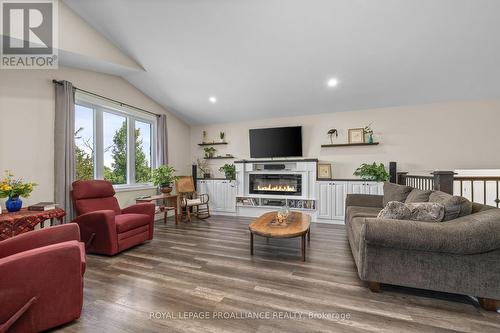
249;211;311;261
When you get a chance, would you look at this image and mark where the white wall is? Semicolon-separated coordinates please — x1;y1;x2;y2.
0;66;191;208
190;99;500;179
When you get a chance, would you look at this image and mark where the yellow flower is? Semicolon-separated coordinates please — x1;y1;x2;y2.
3;185;12;191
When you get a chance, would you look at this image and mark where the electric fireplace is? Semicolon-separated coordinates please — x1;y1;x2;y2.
249;174;302;196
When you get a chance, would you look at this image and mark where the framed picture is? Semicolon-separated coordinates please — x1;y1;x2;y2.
348;128;365;144
317;163;332;179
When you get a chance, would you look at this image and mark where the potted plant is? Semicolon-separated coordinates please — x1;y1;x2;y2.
219;164;236;180
353;162;389;182
152;165;179;194
0;171;37;212
203;146;216;158
197;158;210;179
219;131;225;142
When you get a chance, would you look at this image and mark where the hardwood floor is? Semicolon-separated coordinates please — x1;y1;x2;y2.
58;215;500;333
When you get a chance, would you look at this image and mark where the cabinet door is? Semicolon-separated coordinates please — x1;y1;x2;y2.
349;182;365;194
225;181;237;212
200;180;215;210
213;180;227;211
316;182;332;219
197;180;206;194
364;182;381;195
331;182;347;220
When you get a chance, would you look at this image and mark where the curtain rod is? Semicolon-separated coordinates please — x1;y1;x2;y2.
52;79;160;118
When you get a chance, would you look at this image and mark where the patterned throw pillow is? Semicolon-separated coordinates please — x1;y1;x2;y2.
377;201;445;222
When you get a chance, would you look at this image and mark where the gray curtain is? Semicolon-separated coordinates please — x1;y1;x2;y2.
54;80;75;219
156;114;168;166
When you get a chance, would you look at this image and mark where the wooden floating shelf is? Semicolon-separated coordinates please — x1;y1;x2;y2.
321;142;380;148
198;142;228;146
204;155;235;159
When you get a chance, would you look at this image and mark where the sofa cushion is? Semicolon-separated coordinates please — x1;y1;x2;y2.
346;206;382;222
405;188;432;203
383;182;413;206
429;191;473;221
115;214;151;233
378;201;445;222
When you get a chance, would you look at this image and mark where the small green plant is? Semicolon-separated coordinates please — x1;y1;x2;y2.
152;165;179;187
219;164;236;180
219;131;225;141
203;146;216;158
353;162;389;182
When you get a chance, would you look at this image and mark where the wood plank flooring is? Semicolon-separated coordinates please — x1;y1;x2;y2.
58;215;500;333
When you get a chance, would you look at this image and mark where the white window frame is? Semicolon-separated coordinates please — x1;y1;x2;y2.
75;92;158;191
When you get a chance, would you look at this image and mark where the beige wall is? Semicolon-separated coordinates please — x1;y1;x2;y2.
0;66;191;208
190;99;500;179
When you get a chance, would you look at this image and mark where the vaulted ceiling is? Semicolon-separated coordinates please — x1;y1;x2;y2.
63;0;500;124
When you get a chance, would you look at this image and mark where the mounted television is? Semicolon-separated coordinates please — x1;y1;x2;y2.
249;126;302;158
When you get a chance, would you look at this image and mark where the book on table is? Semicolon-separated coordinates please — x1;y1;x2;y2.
28;202;57;211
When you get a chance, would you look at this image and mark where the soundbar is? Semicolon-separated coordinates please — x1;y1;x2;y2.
263;164;286;170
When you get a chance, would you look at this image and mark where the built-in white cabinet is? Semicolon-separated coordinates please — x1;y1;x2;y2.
316;181;383;221
316;181;348;220
347;181;383;195
197;180;236;213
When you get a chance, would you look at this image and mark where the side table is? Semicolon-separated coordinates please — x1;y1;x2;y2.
0;208;66;241
136;194;179;224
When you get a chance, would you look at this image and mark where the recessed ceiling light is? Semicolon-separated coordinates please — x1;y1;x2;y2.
209;96;217;103
327;78;339;88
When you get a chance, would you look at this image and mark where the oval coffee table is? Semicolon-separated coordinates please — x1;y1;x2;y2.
248;211;311;261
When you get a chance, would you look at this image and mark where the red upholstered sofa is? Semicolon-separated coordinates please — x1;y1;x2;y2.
0;224;85;333
71;180;155;255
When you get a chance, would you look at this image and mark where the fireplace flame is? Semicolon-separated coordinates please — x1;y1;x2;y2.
256;184;296;192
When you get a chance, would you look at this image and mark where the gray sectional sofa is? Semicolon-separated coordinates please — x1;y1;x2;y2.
344;182;500;311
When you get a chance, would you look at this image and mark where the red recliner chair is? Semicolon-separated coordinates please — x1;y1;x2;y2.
0;224;85;333
71;180;155;255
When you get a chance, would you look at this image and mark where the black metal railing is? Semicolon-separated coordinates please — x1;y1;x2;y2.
454;176;500;208
395;170;500;208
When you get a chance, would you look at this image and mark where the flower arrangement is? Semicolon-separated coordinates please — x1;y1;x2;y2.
0;171;36;199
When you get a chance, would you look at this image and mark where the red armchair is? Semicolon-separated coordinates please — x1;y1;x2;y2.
0;224;85;333
71;180;155;255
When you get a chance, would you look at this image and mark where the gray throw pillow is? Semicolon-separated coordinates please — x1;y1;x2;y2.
377;201;445;222
405;188;432;203
429;191;472;221
383;182;413;206
377;201;411;220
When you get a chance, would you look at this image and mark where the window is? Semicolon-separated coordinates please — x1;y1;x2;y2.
74;93;157;187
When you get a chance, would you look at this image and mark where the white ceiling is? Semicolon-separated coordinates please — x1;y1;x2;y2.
63;0;500;125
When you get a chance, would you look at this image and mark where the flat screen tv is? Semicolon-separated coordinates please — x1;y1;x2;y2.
249;126;302;158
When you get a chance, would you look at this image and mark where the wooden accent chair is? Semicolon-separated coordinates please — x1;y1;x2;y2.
176;176;210;222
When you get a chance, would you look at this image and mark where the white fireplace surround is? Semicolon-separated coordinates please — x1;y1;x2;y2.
235;160;317;199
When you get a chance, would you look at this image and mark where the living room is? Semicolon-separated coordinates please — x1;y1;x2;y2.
0;1;499;332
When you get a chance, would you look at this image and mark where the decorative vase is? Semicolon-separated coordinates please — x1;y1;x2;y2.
368;133;374;144
6;195;22;212
276;206;290;225
160;186;173;194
